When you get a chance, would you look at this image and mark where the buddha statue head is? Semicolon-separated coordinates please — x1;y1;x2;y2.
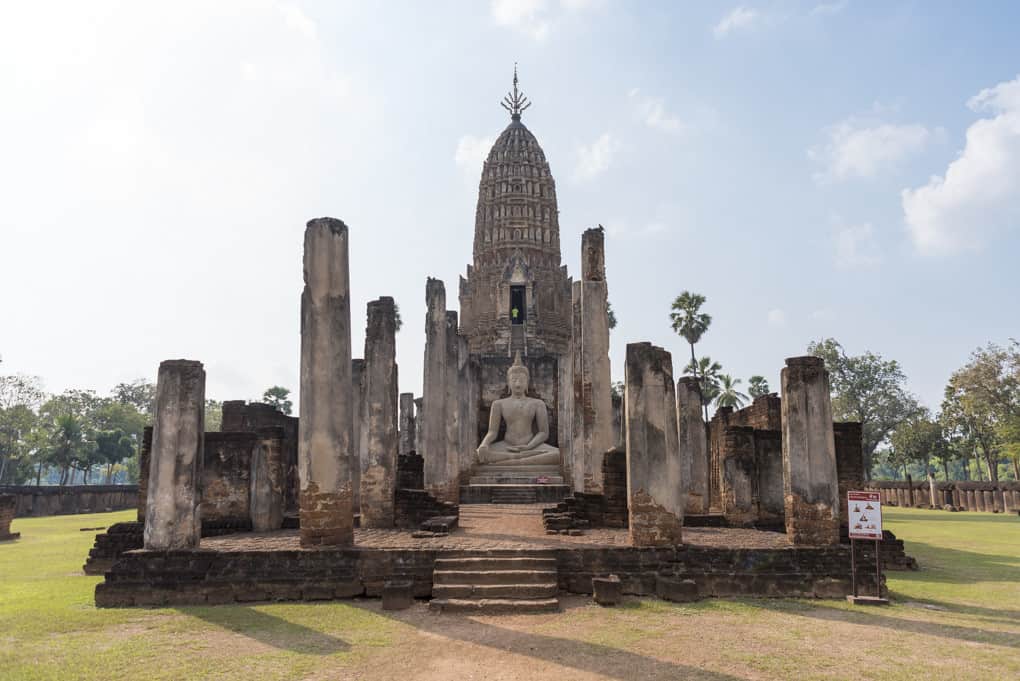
507;352;529;397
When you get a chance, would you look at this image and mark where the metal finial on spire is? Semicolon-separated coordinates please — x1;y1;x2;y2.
500;63;531;121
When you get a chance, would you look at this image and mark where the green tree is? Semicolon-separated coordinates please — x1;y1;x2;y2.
0;374;45;483
607;301;617;330
941;341;1019;482
94;428;134;483
808;338;923;479
889;412;950;480
670;292;712;416
685;356;722;420
111;379;156;416
715;374;748;409
262;386;293;415
205;399;223;432
393;304;403;333
747;375;770;399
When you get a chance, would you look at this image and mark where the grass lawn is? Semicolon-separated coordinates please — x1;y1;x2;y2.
1;507;1017;680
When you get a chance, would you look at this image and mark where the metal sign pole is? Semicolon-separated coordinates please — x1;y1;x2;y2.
875;538;882;599
850;538;858;598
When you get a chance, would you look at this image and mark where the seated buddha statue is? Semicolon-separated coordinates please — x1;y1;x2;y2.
476;353;561;466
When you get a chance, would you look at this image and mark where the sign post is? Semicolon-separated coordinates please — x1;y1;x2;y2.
846;490;889;605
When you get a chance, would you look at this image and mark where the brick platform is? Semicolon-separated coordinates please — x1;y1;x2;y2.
94;505;890;607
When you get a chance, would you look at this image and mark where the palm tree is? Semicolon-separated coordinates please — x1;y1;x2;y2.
670;291;712;418
715;375;749;409
686;356;722;420
747;375;770;398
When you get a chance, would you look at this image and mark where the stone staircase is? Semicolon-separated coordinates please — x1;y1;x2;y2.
429;552;560;614
489;487;539;504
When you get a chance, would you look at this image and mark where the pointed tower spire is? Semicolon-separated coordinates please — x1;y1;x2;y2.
500;63;532;121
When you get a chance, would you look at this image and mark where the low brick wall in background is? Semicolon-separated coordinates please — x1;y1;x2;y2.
866;480;1020;514
0;485;138;518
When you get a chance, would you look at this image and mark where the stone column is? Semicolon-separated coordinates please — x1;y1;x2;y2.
413;397;424;455
422;278;453;502
144;359;205;550
578;227;614;493
359;297;399;527
444;311;463;502
399;393;416;456
677;377;708;514
625;342;684;546
137;426;152;523
351;358;365;514
781;356;840;545
570;280;584;492
298;217;355;547
721;425;757;525
250;426;286;531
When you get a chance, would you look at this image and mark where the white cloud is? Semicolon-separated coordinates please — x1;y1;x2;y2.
834;222;882;269
810;1;848;16
809;119;933;182
454;135;494;180
277;3;317;39
902;74;1020;255
767;308;786;327
628;89;686;135
490;0;595;40
573;133;616;181
713;6;759;38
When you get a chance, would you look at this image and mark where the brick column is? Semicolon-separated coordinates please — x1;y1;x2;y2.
721;425;756;525
351;358;364;514
136;426;152;523
625;342;684;546
399;393;416;456
298;217;355;547
144;359;205;550
677;377;708;514
422;278;453;502
781;356;840;545
360;297;399;527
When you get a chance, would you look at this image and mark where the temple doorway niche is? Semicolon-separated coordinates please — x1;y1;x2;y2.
510;285;526;324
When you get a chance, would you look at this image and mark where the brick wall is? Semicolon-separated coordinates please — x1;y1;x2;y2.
0;485;138;518
0;494;17;538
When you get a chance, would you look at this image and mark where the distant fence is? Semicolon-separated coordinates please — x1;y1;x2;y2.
0;485;138;518
865;480;1020;513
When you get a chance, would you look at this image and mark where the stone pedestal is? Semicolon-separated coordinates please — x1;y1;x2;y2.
144;359;205;550
422;278;454;502
360;297;399;528
250;427;286;531
399;393;416;456
677;377;709;514
625;342;684;547
0;494;19;541
592;575;622;605
298;217;355;547
781;356;840;545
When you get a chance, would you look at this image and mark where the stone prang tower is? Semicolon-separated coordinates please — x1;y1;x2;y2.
459;67;572;359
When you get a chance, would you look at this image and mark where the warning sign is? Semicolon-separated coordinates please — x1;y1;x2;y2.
848;491;882;540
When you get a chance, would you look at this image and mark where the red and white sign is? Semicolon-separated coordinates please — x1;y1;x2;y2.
847;491;883;540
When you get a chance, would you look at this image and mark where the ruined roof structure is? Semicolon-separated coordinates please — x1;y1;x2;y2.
459;67;572;357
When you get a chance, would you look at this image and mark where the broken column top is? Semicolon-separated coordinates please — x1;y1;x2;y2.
158;359;204;371
785;356;825;369
306;216;348;235
581;226;605;282
367;296;396;330
625;342;673;378
676;376;701;389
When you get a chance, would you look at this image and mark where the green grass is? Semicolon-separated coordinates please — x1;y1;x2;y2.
1;507;1018;680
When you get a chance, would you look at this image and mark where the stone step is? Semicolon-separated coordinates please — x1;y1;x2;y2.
469;475;565;485
432;582;558;600
433;569;556;585
428;598;560;614
434;556;557;571
490;488;539;504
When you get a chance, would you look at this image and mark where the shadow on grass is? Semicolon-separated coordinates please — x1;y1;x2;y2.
179;606;350;655
897;597;1020;625
362;603;742;681
889;540;1020;583
751;598;1020;650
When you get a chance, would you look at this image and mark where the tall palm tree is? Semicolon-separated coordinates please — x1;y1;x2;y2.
670;291;712;417
686;356;722;420
715;375;749;410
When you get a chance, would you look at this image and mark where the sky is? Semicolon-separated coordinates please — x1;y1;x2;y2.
1;1;1018;414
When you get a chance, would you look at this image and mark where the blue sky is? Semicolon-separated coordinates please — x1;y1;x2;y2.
1;1;1017;414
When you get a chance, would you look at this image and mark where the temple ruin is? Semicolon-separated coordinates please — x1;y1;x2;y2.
90;69;911;612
